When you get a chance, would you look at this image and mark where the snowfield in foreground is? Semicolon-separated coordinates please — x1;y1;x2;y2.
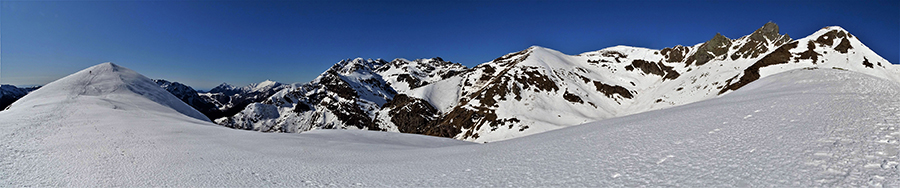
1;63;898;186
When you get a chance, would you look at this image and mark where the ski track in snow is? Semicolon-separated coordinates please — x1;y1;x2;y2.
1;68;899;186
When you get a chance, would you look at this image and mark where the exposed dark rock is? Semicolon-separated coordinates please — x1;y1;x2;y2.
814;30;846;46
440;70;464;79
563;91;584;104
515;68;559;92
428;106;480;138
320;73;358;99
863;57;874;68
749;22;781;42
730;22;791;61
492;48;532;66
834;38;852;53
687;33;732;66
600;51;627;63
796;40;820;63
292;102;312;113
626;59;680;80
660;45;689;62
719;41;799;94
593;81;633;99
382;94;438;134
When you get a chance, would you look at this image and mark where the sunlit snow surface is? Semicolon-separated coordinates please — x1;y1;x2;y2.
2;65;899;186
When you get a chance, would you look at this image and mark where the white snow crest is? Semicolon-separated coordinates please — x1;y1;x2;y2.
6;62;210;122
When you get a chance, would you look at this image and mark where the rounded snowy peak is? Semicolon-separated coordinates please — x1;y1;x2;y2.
7;62;210;122
807;26;852;38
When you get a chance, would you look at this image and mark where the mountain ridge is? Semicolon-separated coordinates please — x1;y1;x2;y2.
181;23;900;142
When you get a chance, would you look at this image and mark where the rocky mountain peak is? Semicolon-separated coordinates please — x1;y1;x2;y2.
729;22;791;60
748;22;790;42
686;33;732;66
331;58;389;75
756;22;780;38
208;83;236;94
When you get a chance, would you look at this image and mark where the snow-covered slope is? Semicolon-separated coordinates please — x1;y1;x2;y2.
2;64;897;186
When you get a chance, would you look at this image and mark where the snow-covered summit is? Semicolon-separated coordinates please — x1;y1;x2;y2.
7;62;210;122
250;80;279;92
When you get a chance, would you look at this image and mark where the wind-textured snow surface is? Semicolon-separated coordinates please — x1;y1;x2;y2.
2;63;898;186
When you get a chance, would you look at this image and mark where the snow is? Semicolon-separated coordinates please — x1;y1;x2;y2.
3;62;899;186
249;80;279;93
4;63;209;122
407;76;464;113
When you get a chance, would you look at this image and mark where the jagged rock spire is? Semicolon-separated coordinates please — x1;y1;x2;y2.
750;22;789;42
758;22;779;37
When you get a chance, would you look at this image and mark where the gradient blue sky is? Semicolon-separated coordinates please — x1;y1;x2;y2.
2;0;898;90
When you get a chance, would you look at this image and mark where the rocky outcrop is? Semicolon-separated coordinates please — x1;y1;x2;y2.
687;33;732;66
720;41;799;94
381;94;439;134
730;22;792;60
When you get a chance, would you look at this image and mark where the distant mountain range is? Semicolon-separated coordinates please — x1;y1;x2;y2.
5;22;898;143
1;85;40;110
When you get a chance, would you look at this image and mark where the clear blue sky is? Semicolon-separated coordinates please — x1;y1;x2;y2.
2;0;897;90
